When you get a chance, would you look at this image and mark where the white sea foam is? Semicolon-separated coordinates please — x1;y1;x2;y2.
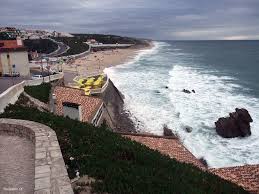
105;41;259;168
168;65;259;167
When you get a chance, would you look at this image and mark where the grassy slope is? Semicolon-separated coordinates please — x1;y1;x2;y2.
0;98;248;194
24;83;51;103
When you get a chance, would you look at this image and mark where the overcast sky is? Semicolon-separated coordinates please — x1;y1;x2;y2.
1;0;259;40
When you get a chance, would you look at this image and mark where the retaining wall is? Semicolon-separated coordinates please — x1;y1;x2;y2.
0;81;25;112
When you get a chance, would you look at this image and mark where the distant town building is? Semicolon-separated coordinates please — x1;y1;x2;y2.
0;38;30;77
87;39;98;44
28;35;40;40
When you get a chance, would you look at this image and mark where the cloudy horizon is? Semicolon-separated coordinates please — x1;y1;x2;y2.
1;0;259;40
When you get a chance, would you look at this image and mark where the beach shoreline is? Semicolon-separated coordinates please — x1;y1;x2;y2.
63;41;153;76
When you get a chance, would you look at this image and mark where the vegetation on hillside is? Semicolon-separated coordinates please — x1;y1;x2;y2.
24;83;51;103
0;95;248;194
54;34;149;57
72;34;148;45
24;39;58;54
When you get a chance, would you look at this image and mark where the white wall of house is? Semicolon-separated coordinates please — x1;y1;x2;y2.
0;51;29;76
62;104;82;121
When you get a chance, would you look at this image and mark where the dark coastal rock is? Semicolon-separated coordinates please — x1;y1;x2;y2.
184;126;193;133
199;157;208;168
163;124;174;136
102;80;136;133
215;108;253;138
182;89;191;94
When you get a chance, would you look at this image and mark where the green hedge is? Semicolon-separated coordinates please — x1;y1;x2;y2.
24;83;51;103
1;100;248;194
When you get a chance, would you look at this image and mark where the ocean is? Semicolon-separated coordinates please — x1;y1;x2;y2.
104;40;259;168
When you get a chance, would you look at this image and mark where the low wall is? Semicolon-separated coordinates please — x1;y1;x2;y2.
25;72;64;86
0;73;64;113
0;119;73;194
0;81;25;112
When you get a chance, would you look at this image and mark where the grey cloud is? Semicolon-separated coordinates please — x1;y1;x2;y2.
0;0;259;39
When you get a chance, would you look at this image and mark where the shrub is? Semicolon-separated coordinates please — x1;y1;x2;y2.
24;83;51;103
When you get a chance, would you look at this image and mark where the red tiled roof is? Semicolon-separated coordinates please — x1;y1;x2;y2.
54;86;103;123
0;40;26;52
124;135;206;169
210;165;259;194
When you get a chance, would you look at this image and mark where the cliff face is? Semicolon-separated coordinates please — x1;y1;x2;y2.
101;80;136;132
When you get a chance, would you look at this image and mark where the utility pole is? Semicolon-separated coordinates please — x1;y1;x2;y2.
40;57;44;83
46;58;50;82
11;64;15;86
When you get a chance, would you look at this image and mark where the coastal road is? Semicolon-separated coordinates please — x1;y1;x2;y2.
45;39;69;57
35;39;69;60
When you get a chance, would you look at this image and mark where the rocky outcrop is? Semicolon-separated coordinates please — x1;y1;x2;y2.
163;124;174;136
184;126;193;133
182;89;191;94
182;89;196;94
199;157;208;168
215;108;253;138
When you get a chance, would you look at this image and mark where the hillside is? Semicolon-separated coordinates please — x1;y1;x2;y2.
0;92;248;194
23;39;58;54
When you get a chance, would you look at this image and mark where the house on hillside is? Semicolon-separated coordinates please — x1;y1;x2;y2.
0;38;30;77
53;86;105;127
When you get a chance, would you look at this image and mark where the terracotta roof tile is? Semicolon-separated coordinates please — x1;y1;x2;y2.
124;135;205;169
54;86;103;123
210;165;259;194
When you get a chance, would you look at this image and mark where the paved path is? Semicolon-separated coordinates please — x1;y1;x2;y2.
0;135;34;194
0;77;25;94
0;119;74;194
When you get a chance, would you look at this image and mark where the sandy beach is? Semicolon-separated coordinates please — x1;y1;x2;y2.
63;44;152;76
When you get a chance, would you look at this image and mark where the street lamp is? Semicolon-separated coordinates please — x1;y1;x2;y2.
11;64;15;85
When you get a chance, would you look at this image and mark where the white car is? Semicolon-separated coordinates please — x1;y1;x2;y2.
31;74;43;80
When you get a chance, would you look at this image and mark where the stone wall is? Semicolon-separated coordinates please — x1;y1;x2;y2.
0;119;73;194
0;81;25;113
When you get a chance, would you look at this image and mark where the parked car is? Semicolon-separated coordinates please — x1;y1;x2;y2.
2;72;20;77
31;74;43;80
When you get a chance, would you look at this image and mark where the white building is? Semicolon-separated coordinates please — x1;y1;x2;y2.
0;39;30;77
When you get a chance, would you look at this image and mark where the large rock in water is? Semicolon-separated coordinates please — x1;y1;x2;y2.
215;108;253;138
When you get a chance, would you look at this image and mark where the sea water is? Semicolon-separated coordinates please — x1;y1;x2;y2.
104;40;259;168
